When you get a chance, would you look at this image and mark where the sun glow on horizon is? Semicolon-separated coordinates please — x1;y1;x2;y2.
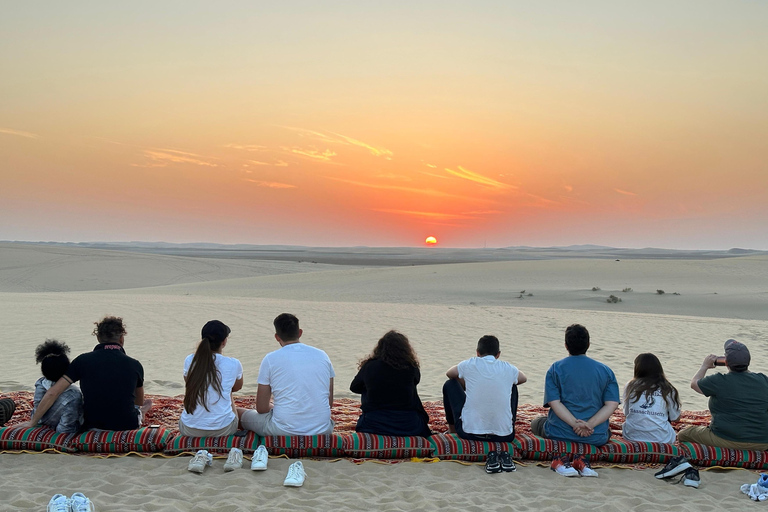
425;236;437;246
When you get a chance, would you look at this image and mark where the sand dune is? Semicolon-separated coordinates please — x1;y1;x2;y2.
2;242;767;511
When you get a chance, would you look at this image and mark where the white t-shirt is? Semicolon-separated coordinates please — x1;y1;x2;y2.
458;355;520;436
181;353;243;430
622;383;681;444
257;342;335;435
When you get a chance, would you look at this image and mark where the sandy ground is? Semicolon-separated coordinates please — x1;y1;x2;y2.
2;242;767;511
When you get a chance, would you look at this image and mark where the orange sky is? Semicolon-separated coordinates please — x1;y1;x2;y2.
1;2;767;248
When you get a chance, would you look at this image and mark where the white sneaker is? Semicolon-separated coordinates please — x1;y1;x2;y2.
250;445;268;471
69;493;95;512
188;449;213;474
283;460;306;487
47;494;70;512
223;447;244;472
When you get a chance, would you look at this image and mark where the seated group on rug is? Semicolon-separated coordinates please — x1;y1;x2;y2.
10;314;768;455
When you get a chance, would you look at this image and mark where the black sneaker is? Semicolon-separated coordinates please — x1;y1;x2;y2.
499;451;516;472
682;467;700;488
485;450;502;474
654;455;692;479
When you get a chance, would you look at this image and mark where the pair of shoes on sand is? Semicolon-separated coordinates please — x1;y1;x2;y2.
654;455;699;488
47;493;94;512
550;454;598;477
187;446;305;486
485;450;516;474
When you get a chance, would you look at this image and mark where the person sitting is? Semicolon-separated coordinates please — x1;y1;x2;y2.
442;335;526;442
22;316;150;431
32;339;83;433
0;397;15;426
531;324;619;446
678;339;768;450
180;320;245;437
350;330;431;437
622;353;681;444
241;313;335;436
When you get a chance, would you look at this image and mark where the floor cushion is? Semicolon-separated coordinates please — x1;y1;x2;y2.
342;433;433;459
262;434;344;458
514;432;599;461
164;431;262;455
70;427;170;453
429;433;518;462
679;442;768;469
598;439;680;464
0;426;77;453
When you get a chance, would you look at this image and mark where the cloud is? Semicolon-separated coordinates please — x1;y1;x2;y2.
142;150;218;167
283;146;337;162
445;166;515;189
373;209;477;220
245;179;296;188
0;128;40;139
423;163;438;169
325;177;461;198
564;185;573;193
614;188;637;196
224;143;268;152
328;131;393;157
249;159;289;167
281;126;393;158
420;171;450;179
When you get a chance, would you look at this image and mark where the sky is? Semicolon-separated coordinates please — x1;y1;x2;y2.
1;1;767;249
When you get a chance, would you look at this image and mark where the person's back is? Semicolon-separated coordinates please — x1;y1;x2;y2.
532;324;619;447
350;331;430;437
459;356;519;436
242;313;335;437
260;342;333;434
443;335;526;442
622;353;681;444
32;339;83;433
68;340;144;430
702;371;768;443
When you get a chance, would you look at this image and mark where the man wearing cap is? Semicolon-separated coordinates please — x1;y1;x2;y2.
679;339;768;450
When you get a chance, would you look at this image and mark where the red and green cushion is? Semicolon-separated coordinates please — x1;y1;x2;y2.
598;439;680;464
164;431;262;455
679;442;768;469
342;433;433;459
70;427;171;453
429;433;518;462
262;434;344;458
0;426;77;453
514;433;599;461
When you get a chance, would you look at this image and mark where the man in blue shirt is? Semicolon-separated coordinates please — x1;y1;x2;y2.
531;324;619;446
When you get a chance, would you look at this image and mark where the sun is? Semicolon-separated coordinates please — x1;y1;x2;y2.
425;236;437;246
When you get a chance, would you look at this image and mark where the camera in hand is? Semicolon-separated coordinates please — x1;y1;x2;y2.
714;356;727;366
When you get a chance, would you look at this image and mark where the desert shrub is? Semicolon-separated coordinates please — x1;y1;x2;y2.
656;289;665;295
592;286;601;291
672;292;680;295
607;295;622;303
622;287;633;292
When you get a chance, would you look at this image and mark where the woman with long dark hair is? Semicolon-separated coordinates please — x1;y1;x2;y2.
350;330;431;437
622;353;681;443
180;320;244;437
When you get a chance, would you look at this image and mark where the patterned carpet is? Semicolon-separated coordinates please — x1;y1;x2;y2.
2;391;711;436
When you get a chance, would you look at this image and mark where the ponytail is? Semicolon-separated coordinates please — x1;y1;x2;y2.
183;335;225;414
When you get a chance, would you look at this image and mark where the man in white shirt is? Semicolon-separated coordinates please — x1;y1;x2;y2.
241;313;335;436
443;335;526;441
